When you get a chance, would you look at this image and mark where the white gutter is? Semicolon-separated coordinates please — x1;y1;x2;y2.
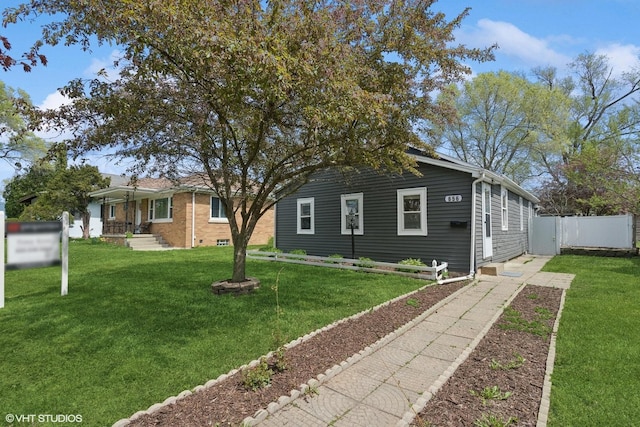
191;191;196;248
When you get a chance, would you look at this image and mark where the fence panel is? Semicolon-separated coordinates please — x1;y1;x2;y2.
560;214;635;249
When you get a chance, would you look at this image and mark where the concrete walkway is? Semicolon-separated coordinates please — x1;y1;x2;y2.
250;255;574;427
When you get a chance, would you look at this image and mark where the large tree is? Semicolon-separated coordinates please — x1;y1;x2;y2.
433;71;570;185
6;0;493;282
534;52;640;214
0;80;48;168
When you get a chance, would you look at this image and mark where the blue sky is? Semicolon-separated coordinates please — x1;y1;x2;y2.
0;0;639;191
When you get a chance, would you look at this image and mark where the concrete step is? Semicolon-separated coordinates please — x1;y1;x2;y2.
479;262;504;276
126;234;172;251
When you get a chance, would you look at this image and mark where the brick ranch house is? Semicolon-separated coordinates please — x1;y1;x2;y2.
89;176;274;248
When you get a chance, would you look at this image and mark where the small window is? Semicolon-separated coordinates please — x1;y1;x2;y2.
149;196;173;221
216;239;230;246
501;186;508;231
211;196;228;221
297;198;314;234
341;193;363;235
108;204;116;219
397;187;427;236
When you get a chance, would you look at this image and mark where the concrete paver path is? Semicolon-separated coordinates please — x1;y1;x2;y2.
251;255;574;427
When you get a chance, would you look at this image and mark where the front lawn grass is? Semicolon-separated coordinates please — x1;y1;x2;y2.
543;255;640;426
0;240;427;426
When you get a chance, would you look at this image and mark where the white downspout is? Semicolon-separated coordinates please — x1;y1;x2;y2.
191;191;196;248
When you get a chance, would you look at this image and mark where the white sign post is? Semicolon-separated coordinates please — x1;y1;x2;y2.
1;211;5;309
2;212;69;309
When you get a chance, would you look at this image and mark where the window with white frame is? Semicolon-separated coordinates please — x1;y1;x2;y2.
501;186;508;231
108;204;116;219
519;196;524;231
149;196;173;221
210;196;228;221
297;197;314;234
397;187;427;236
341;193;363;235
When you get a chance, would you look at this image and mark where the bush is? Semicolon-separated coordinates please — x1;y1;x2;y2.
325;253;344;264
397;258;426;273
288;249;307;259
357;257;375;269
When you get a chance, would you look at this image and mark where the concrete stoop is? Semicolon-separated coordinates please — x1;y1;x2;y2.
126;234;173;251
479;262;504;276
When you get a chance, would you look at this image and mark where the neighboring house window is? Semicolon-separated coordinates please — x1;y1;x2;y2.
341;193;364;235
397;187;427;236
519;196;524;231
210;196;228;222
297;197;314;234
501;186;508;231
108;204;116;219
149;196;173;221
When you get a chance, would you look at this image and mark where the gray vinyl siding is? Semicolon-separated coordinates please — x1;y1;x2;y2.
475;184;532;269
276;164;474;272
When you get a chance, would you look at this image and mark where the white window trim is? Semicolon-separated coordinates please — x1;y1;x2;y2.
210;196;229;223
397;187;428;236
519;196;524;231
149;196;173;223
340;193;364;235
108;204;116;219
296;197;315;234
501;186;508;231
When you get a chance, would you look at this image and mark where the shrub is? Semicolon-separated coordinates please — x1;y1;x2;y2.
242;357;273;391
325;253;344;264
357;257;375;269
397;258;426;273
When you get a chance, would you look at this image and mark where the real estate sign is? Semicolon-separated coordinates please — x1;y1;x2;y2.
1;212;69;309
6;221;62;269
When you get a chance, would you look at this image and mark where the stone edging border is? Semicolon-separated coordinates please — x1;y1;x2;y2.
395;280;526;427
536;288;568;427
112;280;468;427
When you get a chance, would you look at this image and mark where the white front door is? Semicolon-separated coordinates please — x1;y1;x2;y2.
482;183;493;258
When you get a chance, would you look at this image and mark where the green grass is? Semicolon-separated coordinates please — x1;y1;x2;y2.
542;255;640;426
0;240;427;426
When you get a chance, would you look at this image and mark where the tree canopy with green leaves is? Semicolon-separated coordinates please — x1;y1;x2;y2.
0;80;48;168
433;70;571;186
5;0;494;281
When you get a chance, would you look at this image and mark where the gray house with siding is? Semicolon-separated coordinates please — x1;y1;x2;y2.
274;152;538;273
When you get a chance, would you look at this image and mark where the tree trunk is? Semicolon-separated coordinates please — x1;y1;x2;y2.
82;211;91;239
231;236;248;282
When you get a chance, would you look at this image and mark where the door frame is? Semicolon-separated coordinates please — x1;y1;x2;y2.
482;182;493;259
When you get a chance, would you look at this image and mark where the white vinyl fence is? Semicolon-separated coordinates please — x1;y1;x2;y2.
531;214;636;255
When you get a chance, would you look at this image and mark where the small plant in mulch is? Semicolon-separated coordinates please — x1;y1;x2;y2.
470;385;512;406
288;249;307;259
474;412;518;427
499;306;552;338
406;298;421;308
242;357;273;391
490;353;526;370
325;253;344;264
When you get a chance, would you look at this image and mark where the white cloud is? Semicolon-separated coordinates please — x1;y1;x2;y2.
456;19;572;70
595;43;640;75
84;49;123;82
38;90;73;111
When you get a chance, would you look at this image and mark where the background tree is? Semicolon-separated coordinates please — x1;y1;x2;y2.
534;52;640;214
0;80;48;168
20;163;110;238
433;71;570;186
6;0;494;282
2;162;54;217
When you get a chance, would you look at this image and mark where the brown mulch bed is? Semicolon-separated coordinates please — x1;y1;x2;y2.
413;284;563;427
128;281;466;426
